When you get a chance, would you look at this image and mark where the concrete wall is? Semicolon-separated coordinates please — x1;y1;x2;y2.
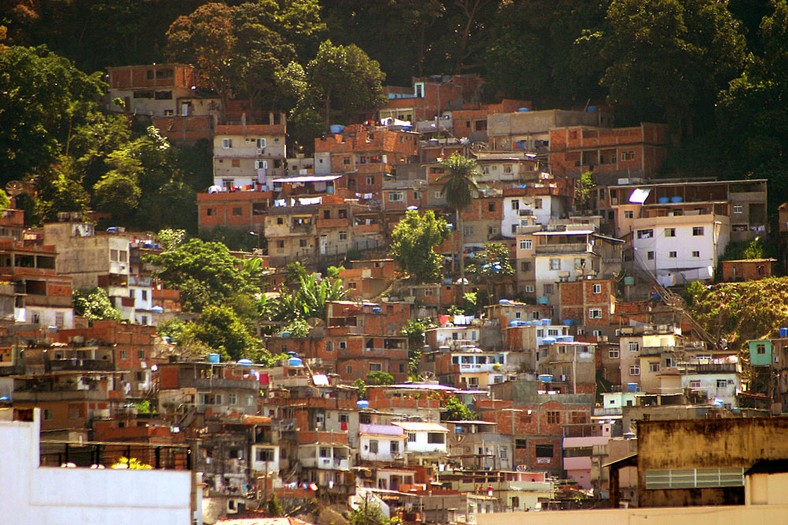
478;505;788;525
1;409;193;525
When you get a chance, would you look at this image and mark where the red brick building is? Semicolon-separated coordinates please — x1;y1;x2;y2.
549;123;669;178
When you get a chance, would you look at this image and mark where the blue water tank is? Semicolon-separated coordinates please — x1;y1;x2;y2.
671;196;683;203
658;197;670;204
587;105;598;113
499;299;510;305
357;400;370;409
780;327;788;338
208;353;220;364
538;374;553;383
288;357;303;367
542;338;556;345
537;297;549;305
372;307;382;314
627;383;638;393
562;319;574;326
238;358;253;367
329;124;345;134
517;107;530;112
541;319;551;326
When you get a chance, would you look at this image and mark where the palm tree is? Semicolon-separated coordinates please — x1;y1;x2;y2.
437;153;479;294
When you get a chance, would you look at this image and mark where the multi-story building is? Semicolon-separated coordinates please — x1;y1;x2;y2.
487;109;612;154
212;117;287;191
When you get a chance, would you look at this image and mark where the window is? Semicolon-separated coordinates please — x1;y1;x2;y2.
525;284;535;293
141;290;148;301
339;231;347;240
664;228;676;237
299;239;308;248
138;349;145;359
231;159;241;168
690;380;702;388
434;191;442;199
228;393;237;405
637;229;653;239
575;258;585;270
629;365;640;376
427;433;445;444
519;239;532;250
369;440;379;454
255;138;267;149
256;448;275;462
543;284;554;295
609;349;620;359
232;207;242;216
503;165;513;174
388;192;404;202
733;205;743;214
756;343;766;355
692;251;700;258
693;226;705;236
407;433;416;443
649;362;660;372
515;439;527;449
717;379;728;388
624;210;634;219
629;342;640;352
275;240;285;249
647;251;655;260
366;176;375;186
534;198;542;209
645;467;744;490
488;202;496;212
369;363;382;372
547;411;560;424
222;138;233;149
589;308;602;319
536;443;554;458
669;251;677;258
592;284;602;294
520;261;531;272
390;441;399;454
343;157;350;165
511;200;520;210
549;258;561;270
462;224;475;236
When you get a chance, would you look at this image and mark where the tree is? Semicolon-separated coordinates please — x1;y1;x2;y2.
349;497;393;525
180;305;260;362
289;39;387;131
437;154;479;292
601;0;746;142
0;45;105;184
467;242;515;304
390;210;450;283
273;273;349;321
73;288;122;322
574;171;596;211
441;395;477;421
146;238;254;312
401;318;435;378
111;457;152;470
366;371;395;386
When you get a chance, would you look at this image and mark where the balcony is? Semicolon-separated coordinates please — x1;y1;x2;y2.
300;456;350;470
535;243;591;255
639;345;680;357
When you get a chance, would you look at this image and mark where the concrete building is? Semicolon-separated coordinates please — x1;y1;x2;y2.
487;109;612;154
0;407;194;525
212;118;287;191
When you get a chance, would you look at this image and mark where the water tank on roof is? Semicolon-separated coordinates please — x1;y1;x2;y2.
671;196;683;203
562;319;574;326
658;197;670;204
538;374;553;383
517;107;530;112
357;400;370;409
541;319;551;326
499;299;510;305
780;327;788;338
288;357;303;367
329;125;345;134
238;359;253;367
372;307;382;314
208;353;220;364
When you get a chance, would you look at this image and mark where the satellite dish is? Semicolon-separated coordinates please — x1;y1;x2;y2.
5;180;25;197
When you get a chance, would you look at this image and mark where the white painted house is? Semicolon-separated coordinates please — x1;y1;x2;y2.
393;421;449;455
359;424;407;463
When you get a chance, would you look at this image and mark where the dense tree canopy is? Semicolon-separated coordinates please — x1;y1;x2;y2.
390;210;450;283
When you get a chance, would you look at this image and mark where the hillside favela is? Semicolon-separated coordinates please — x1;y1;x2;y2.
2;1;788;524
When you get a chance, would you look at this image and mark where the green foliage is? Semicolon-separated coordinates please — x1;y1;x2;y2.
575;171;596;210
601;0;746;138
441;395;477;421
284;318;312;338
722;237;769;261
682;280;708;306
157;318;186;344
366;371;395;386
390;210;449;283
437;154;480;212
134;400;154;415
686;277;788;350
146;239;255;312
0;45;105;184
349;499;394;525
73;288;122;322
0;189;9;210
273;273;348;321
180;304;260;362
156;229;187;251
353;378;368;400
462;292;478;314
267;494;285;517
467;242;515;281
